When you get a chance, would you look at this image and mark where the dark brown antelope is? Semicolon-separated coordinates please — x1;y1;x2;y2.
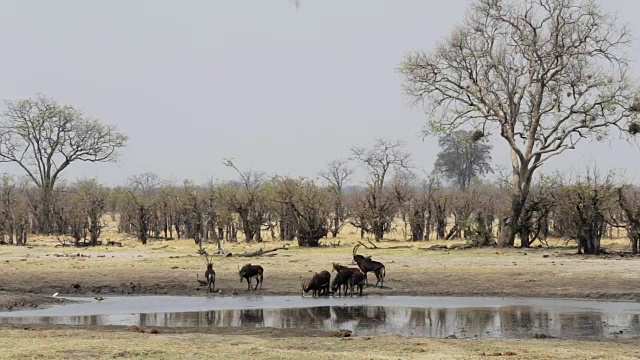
239;263;264;290
331;269;352;297
331;263;361;296
204;255;216;293
348;270;365;297
301;270;331;297
332;262;360;275
352;244;386;288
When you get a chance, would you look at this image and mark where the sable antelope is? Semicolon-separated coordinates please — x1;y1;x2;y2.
331;262;361;296
332;262;360;275
301;270;331;297
239;263;264;290
204;255;216;293
348;270;365;297
352;244;386;288
331;269;352;297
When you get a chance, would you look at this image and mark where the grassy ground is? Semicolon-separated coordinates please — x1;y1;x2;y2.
1;221;639;359
1;325;640;360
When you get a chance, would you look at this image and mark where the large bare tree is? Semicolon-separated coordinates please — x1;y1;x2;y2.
0;94;127;233
400;0;640;247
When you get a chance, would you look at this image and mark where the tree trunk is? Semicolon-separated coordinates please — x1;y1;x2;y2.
138;206;148;245
436;218;446;239
241;218;253;242
520;227;530;248
498;197;525;248
498;165;532;247
37;185;54;234
373;221;384;241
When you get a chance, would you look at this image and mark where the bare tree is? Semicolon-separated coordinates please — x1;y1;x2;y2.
0;174;30;245
124;173;163;244
0;94;127;233
351;139;411;241
393;172;435;241
429;179;450;240
54;179;108;246
273;176;331;247
76;179;108;246
221;159;269;242
320;159;354;238
551;169;616;254
518;178;555;248
610;186;640;254
400;0;640;247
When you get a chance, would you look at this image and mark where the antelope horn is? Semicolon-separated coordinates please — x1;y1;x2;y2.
353;243;361;256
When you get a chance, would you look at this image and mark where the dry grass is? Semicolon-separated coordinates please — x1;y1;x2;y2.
0;327;639;360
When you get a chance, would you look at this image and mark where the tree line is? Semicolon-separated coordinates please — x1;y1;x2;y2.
1;149;639;255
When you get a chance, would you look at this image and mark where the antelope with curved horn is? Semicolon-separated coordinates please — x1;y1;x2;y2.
352;243;386;288
204;255;216;293
301;270;331;297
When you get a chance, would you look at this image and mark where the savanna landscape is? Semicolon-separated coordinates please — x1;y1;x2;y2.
3;0;640;359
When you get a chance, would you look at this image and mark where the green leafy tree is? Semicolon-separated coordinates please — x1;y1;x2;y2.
433;130;493;190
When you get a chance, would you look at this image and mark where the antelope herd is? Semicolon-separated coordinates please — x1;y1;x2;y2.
199;244;386;297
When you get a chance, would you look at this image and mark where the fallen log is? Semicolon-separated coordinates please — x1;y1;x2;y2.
448;243;473;250
422;245;448;250
357;241;410;250
148;236;175;240
232;244;290;257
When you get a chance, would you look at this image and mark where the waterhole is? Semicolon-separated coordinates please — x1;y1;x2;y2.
1;295;639;339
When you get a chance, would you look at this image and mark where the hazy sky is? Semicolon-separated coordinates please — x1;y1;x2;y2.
0;0;639;186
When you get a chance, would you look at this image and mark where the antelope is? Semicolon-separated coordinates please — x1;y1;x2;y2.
204;255;216;293
331;269;352;297
239;263;264;290
331;263;360;296
301;270;331;297
332;262;360;276
348;270;365;297
352;244;386;288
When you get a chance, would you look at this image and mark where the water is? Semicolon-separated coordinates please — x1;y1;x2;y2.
1;295;640;339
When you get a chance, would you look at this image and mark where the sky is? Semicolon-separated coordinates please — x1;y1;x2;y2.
0;0;639;187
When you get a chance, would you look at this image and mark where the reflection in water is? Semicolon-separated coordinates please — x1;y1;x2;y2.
1;304;639;339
